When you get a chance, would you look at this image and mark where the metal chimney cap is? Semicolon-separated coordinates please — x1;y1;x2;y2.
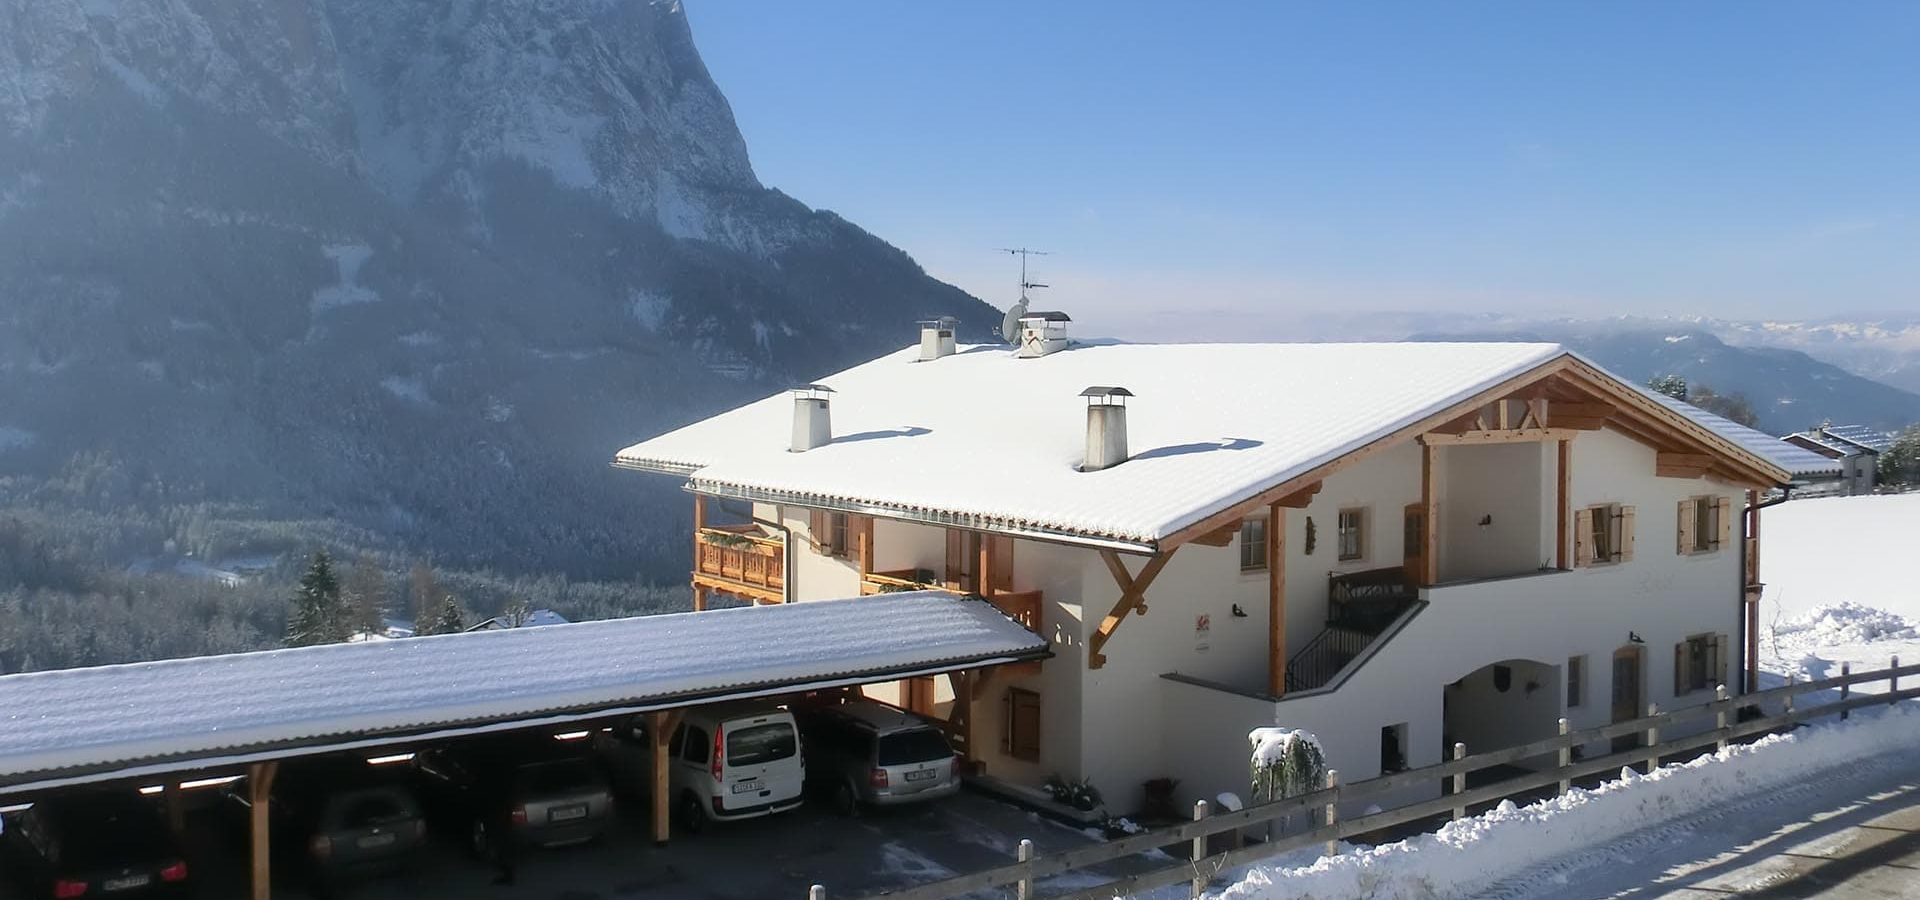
1020;311;1072;323
916;316;960;327
1079;386;1134;399
790;384;836;397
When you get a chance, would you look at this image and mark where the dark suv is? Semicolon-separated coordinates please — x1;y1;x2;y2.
0;791;191;898
798;701;959;814
225;760;426;889
409;736;614;857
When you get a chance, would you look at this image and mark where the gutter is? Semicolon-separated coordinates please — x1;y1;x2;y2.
1737;486;1793;694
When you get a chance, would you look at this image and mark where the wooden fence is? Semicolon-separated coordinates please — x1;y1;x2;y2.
801;657;1915;900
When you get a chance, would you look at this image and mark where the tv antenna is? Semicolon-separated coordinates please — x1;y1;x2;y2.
996;247;1051;343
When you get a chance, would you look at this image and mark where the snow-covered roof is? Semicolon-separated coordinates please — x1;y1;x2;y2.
1815;425;1894;454
619;341;1573;548
1639;391;1842;478
0;593;1044;791
466;608;572;631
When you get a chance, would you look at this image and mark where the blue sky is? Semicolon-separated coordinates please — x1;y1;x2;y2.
686;3;1920;336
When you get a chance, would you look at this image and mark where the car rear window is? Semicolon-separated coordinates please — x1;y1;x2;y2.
329;790;414;829
725;722;797;767
516;759;597;794
876;729;954;766
49;804;170;865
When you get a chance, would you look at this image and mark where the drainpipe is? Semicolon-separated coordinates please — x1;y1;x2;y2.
755;505;796;605
1739;487;1794;693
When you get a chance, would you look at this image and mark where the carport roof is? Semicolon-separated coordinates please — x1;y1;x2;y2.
0;592;1047;793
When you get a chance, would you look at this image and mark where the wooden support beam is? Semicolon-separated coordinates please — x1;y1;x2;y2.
1549;401;1614;421
248;761;279;900
648;710;683;845
164;781;185;835
1420;444;1438;587
857;515;875;579
1190;521;1242;547
1656;452;1713;479
691;495;706;609
1419;428;1578;446
1089;550;1176;669
1267;502;1287;697
1275;481;1322;509
976;535;995;599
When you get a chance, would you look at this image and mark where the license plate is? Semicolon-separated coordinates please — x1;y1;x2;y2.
905;769;937;782
357;832;397;849
548;804;588;822
104;874;152;891
730;780;761;794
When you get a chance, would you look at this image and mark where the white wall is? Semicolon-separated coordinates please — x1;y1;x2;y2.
1437;442;1552;582
1282;443;1425;656
1443;658;1562;769
783;506;862;600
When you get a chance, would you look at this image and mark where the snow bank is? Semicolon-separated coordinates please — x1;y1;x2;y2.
1770;601;1917;657
1761;494;1920;622
1210;705;1920;899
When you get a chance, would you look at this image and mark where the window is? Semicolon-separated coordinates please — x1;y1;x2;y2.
810;510;852;558
726;723;798;766
1677;496;1729;555
1575;504;1635;566
681;725;710;764
1674;634;1727;696
1005;688;1041;762
1337;508;1366;562
1239;518;1268;572
1380;723;1408;774
1567;655;1586;708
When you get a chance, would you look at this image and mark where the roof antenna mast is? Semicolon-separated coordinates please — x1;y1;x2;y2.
997;247;1050;343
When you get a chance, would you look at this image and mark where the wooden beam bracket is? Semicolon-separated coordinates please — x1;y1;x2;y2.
1089;549;1176;669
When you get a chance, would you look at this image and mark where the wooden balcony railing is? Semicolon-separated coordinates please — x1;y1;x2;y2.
695;526;784;592
860;568;940;595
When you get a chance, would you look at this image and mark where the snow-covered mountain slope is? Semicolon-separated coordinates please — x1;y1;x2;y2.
1702;316;1920;396
0;0;995;578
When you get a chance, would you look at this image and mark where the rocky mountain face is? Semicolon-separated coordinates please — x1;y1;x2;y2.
1697;317;1920;397
0;0;995;578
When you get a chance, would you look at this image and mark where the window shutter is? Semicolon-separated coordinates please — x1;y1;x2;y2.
1574;510;1594;568
1674;642;1687;696
1676;499;1696;556
1618;506;1637;562
1714;634;1729;691
1715;497;1733;550
807;509;827;552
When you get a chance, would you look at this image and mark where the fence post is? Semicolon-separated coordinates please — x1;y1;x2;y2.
1451;742;1467;821
1785;673;1795;715
1841;663;1851;721
1324;769;1340;858
1016;839;1034;900
809;885;826;900
1556;718;1571;796
1893;656;1901;706
1190;799;1210;900
1714;685;1729;753
1644;703;1660;774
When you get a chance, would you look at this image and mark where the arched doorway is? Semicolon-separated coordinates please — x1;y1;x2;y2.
1442;659;1562;773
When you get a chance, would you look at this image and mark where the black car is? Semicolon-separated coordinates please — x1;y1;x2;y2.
409;736;614;858
0;792;190;899
223;760;426;890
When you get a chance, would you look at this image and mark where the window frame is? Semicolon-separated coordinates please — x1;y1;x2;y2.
1336;507;1367;562
1576;502;1634;567
1238;517;1269;572
1566;655;1586;708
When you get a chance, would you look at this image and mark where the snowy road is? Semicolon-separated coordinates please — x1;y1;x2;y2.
1485;747;1920;899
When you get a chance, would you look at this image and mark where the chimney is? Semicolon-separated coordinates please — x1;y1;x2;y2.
917;317;959;361
1015;311;1072;358
790;384;834;452
1080;386;1133;471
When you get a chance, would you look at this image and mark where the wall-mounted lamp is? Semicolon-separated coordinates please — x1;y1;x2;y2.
1478;514;1494;527
1628;631;1646;645
1231;604;1249;619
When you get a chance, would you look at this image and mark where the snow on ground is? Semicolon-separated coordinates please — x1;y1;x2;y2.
1205;493;1920;899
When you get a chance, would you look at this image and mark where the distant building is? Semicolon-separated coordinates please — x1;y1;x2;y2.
1782;425;1892;496
465;608;571;632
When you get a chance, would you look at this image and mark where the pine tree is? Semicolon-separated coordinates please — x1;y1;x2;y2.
431;594;468;635
342;555;389;638
1649;374;1689;401
286;551;349;647
1881;425;1920;486
409;561;443;636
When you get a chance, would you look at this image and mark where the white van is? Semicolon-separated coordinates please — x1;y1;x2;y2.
596;702;805;831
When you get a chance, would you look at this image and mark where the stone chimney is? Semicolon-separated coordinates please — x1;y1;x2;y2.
918;317;959;361
1015;311;1072;358
1080;386;1133;471
790;385;834;452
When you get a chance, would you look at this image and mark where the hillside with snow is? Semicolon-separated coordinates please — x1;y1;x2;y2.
1758;493;1920;679
0;0;995;577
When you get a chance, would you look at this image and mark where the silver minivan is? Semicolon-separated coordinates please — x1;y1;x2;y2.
798;701;960;814
597;703;804;831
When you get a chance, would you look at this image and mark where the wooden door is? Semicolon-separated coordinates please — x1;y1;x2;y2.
1611;645;1643;752
1402;504;1425;585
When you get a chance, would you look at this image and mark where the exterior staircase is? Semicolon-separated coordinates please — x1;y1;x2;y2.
1283;567;1420;694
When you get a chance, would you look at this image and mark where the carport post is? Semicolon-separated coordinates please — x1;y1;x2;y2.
248;761;279;900
648;710;679;846
1555;719;1570;796
163;780;186;834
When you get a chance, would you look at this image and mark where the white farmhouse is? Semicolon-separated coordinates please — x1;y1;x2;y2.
614;323;1818;815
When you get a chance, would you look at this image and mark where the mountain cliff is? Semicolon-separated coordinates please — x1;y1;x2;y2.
0;0;995;578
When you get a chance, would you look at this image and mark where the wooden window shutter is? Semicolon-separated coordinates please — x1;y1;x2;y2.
1006;688;1041;761
806;509;827;552
1676;499;1696;556
1674;642;1687;696
1618;506;1636;562
1714;497;1733;550
1574;509;1594;568
1713;634;1729;691
990;535;1015;593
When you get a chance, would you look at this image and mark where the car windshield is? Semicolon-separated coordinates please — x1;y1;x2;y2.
49;803;171;866
516;759;596;795
876;728;954;766
330;790;413;829
725;723;797;767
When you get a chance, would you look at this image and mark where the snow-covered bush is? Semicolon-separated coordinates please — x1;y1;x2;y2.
1249;727;1326;804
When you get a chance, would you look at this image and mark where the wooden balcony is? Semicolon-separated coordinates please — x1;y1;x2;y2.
860;568;940;595
694;526;784;603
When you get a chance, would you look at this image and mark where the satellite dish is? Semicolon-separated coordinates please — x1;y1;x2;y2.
1001;295;1028;344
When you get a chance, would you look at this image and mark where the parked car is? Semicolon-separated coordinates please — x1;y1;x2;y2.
0;791;191;898
798;701;960;814
223;759;426;889
409;736;614;857
595;702;804;831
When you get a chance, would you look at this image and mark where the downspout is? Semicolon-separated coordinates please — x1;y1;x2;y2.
1739;487;1794;693
755;505;796;605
